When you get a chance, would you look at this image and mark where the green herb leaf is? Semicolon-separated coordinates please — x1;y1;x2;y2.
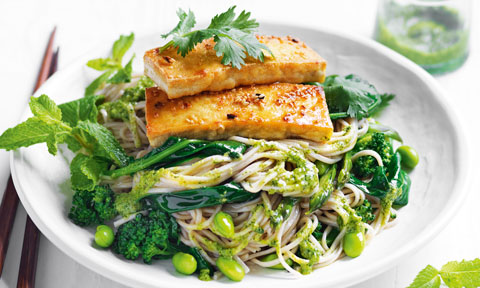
85;33;135;96
112;33;135;62
440;259;480;288
408;265;441;288
58;95;104;127
85;70;114;97
107;55;134;84
160;6;272;69
161;9;196;38
72;121;130;167
86;58;118;71
29;94;63;124
0;117;69;154
70;154;109;191
321;74;394;120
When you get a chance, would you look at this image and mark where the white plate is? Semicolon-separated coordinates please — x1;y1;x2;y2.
11;24;468;288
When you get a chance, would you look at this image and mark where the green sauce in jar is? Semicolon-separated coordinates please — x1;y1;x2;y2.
375;2;469;74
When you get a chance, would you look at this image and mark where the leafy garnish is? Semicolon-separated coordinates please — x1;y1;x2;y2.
0;95;71;154
70;154;109;191
85;33;135;96
408;259;480;288
315;74;394;120
0;94;129;177
160;6;273;69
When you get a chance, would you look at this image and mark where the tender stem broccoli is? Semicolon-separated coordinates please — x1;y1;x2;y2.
354;199;376;223
351;132;394;178
68;185;117;226
112;210;178;263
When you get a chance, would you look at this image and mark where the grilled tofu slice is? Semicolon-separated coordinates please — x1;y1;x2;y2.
144;35;326;99
145;83;333;147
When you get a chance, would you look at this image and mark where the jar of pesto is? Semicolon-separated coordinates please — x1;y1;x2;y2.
375;0;471;74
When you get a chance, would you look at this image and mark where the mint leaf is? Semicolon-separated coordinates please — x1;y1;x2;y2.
29;94;63;124
85;33;135;96
112;33;134;62
70;154;108;191
72;121;130;167
161;9;196;38
440;259;480;288
107;55;134;84
58;95;104;127
0;118;67;154
85;70;114;97
86;58;118;71
408;265;441;288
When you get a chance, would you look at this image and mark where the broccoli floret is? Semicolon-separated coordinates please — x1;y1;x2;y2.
112;210;177;264
355;199;376;222
352;132;393;178
120;76;155;103
68;185;116;226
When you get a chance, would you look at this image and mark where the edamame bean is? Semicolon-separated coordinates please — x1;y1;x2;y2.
216;257;245;281
343;230;365;258
94;225;114;248
172;252;197;275
260;253;293;270
214;212;235;238
397;145;419;169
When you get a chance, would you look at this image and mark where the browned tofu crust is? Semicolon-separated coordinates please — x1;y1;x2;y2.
144;35;327;99
146;83;333;147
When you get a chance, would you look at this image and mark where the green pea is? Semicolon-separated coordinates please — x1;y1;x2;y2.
397;145;419;169
343;230;365;258
315;160;329;175
214;212;235;238
260;253;293;270
216;257;245;281
172;252;197;275
94;225;114;248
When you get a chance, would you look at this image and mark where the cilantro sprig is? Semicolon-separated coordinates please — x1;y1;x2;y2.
85;33;135;96
408;259;480;288
159;6;273;69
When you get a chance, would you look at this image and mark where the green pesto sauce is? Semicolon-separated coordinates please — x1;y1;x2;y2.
376;4;469;73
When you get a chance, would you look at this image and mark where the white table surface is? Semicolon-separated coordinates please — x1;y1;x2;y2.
0;0;479;287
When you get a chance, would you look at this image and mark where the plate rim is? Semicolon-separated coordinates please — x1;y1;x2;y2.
11;22;470;288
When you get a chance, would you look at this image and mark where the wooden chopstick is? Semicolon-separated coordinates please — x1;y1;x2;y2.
0;176;19;275
0;27;58;278
14;27;58;288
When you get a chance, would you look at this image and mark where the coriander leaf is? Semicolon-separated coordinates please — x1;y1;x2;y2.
85;70;114;97
29;94;62;124
440;259;480;288
370;93;395;117
208;6;259;32
161;9;196;39
112;33;135;63
107;55;134;84
58;95;104;126
86;58;118;71
213;34;247;68
70;153;109;191
72;121;130;167
408;265;441;288
160;6;272;69
322;74;394;120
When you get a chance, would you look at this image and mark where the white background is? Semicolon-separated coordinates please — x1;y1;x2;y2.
0;0;479;287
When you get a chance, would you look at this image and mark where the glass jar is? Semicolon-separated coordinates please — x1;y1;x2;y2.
375;0;471;74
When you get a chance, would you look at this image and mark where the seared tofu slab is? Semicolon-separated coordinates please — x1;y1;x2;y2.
144;36;326;99
146;83;333;147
